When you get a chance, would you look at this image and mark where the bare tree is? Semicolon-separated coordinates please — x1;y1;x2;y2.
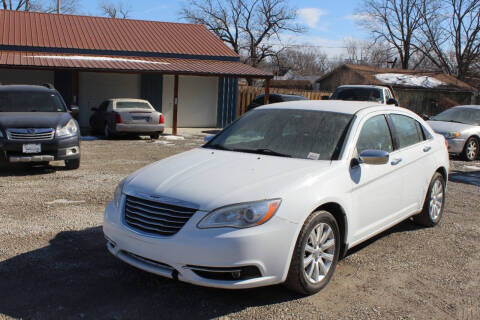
181;0;304;69
275;46;329;76
99;0;131;18
415;0;480;80
357;0;423;69
343;39;394;68
1;0;77;13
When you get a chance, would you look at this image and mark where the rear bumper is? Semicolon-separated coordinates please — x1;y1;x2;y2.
0;135;80;163
115;123;164;134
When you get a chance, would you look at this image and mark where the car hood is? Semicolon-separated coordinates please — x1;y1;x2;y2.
0;112;72;129
124;148;332;211
427;120;475;134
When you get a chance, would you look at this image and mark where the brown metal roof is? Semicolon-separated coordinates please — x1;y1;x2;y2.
0;10;238;59
0;51;271;78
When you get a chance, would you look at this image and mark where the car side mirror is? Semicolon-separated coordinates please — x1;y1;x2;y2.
359;150;389;165
321;95;329;100
69;105;80;117
204;135;215;143
387;98;399;106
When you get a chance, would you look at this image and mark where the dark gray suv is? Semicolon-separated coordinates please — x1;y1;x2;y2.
0;84;81;169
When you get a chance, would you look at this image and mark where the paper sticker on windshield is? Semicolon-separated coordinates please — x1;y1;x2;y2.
307;152;320;160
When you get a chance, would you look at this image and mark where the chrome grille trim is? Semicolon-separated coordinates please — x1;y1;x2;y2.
124;195;197;236
7;128;55;141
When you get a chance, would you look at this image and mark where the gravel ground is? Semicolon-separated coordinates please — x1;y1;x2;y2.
0;134;479;320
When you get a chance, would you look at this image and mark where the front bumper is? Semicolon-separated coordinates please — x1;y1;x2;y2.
103;200;298;289
115;123;164;134
446;138;466;154
0;135;80;163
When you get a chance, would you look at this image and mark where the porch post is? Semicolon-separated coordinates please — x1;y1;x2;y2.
264;78;270;105
173;74;179;136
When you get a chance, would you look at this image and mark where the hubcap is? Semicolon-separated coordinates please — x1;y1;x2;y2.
466;140;478;160
429;179;444;221
303;223;335;284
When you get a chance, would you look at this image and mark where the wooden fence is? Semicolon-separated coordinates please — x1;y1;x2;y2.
237;86;332;116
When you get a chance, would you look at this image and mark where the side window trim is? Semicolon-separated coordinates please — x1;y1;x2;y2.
385;114;400;151
355;113;394;155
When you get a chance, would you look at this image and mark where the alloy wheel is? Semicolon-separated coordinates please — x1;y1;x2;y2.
303;223;335;284
429;179;444;221
466;139;478;160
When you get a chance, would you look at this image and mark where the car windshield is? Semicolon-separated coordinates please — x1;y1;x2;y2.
116;101;152;109
332;88;383;103
431;108;480;125
0;91;66;112
205;109;353;160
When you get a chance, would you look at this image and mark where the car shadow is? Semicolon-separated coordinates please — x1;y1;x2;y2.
0;227;301;319
0;163;68;177
344;218;424;258
448;170;480;187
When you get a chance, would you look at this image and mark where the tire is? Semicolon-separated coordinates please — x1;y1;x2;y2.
462;137;479;161
65;159;80;170
150;132;160;139
104;124;112;139
284;210;340;295
413;172;445;227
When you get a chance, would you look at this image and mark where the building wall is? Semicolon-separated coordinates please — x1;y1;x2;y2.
0;68;54;84
162;75;219;128
78;72;141;127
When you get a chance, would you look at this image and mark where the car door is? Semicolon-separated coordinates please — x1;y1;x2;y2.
387;113;432;213
349;113;404;244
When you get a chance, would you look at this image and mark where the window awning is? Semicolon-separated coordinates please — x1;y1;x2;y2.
0;51;272;78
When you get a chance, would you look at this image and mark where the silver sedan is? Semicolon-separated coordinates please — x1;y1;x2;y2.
427;105;480;161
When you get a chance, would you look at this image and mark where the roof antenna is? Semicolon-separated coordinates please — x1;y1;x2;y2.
57;0;61;14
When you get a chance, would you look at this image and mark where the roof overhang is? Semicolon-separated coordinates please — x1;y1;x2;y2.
0;50;273;79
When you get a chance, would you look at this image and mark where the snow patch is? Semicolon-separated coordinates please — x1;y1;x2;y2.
46;199;86;205
163;135;185;141
375;73;446;88
154;140;174;145
26;55;170;65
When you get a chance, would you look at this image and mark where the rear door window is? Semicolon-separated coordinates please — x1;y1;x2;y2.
390;114;424;149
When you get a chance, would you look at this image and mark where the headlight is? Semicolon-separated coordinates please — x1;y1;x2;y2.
197;199;281;229
444;132;460;139
57;119;79;137
113;179;126;209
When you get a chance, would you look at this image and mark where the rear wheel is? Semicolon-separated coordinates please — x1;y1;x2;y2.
150;132;160;139
462;137;479;161
65;159;80;170
413;172;445;227
284;210;340;295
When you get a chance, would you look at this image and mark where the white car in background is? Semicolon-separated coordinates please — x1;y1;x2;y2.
90;98;165;139
103;101;449;295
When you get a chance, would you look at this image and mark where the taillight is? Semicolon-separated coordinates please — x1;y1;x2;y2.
115;114;122;124
159;114;165;124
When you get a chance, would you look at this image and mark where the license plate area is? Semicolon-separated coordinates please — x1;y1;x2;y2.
131;116;151;122
23;144;41;153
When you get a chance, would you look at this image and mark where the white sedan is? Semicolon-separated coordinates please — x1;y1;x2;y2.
103;101;449;295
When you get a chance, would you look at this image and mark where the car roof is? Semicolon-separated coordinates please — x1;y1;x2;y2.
109;98;150;103
0;84;56;93
336;85;388;90
257;100;393;115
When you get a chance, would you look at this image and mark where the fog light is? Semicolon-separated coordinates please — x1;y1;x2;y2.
66;146;79;156
231;271;241;279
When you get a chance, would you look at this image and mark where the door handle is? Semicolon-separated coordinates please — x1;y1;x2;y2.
391;158;402;165
423;146;432;152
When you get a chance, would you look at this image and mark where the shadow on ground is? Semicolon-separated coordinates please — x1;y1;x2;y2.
449;170;480;187
0;163;67;177
0;227;300;319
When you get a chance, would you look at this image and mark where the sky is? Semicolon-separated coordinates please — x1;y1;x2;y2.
79;0;369;57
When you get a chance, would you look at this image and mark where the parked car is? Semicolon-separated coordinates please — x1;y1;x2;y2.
427;105;480;161
103;100;449;295
0;84;80;169
247;93;307;111
330;85;399;106
90;99;164;139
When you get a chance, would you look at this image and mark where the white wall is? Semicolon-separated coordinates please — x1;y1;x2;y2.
0;68;54;84
78;72;141;127
162;75;218;128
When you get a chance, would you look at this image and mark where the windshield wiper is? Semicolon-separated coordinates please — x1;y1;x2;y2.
232;148;292;158
446;120;466;124
205;144;232;151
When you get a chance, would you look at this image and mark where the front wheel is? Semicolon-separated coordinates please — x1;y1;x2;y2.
150;132;160;139
413;172;445;227
462;137;479;161
284;210;340;295
65;159;80;170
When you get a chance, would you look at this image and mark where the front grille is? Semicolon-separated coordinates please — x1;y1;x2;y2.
7;128;55;141
124;195;197;236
